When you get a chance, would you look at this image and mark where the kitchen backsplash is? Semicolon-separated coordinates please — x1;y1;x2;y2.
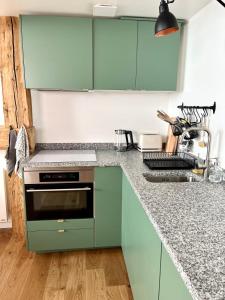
31;90;170;144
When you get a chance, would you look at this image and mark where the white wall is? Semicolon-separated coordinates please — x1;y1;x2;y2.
32;90;170;143
169;1;225;167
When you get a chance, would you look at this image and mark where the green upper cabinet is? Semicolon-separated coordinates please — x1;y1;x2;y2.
94;19;137;90
136;20;181;91
159;246;193;300
20;15;93;90
122;174;161;300
95;167;122;247
20;16;182;91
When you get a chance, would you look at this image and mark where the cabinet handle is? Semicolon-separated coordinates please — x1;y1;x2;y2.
57;219;65;223
57;229;65;233
26;187;91;192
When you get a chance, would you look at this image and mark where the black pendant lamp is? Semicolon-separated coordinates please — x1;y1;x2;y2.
155;0;179;37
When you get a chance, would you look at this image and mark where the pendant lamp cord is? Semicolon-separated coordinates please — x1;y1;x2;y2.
217;0;225;7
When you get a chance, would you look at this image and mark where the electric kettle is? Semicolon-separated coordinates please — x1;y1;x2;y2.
114;129;135;152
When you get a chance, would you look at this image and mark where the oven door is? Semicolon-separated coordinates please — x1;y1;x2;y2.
25;183;93;221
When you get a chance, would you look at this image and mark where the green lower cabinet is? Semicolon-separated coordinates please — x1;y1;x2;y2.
159;246;193;300
122;174;161;300
28;228;94;252
95;167;122;247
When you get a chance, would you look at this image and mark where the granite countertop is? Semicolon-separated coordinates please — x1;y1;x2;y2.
23;149;225;300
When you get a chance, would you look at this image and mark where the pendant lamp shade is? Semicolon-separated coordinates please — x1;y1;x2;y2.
155;0;179;37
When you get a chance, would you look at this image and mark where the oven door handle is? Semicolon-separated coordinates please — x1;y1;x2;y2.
26;187;92;193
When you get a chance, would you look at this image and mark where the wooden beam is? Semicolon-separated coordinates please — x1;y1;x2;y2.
0;17;18;127
0;17;33;129
0;16;35;241
0;126;8;149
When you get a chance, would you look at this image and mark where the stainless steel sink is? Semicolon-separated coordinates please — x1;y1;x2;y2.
143;174;199;183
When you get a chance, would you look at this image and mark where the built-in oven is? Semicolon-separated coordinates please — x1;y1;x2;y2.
24;168;94;221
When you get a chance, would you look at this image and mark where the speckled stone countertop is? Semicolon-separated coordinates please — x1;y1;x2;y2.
23;150;225;300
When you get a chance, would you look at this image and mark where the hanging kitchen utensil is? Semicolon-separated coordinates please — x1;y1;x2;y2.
177;102;216;125
175;117;199;140
195;108;201;124
157;110;199;138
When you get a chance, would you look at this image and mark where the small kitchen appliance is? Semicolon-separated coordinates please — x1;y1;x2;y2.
114;130;135;152
137;133;162;152
24;168;94;221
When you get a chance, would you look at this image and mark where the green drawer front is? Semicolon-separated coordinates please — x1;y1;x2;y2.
28;229;94;252
27;219;94;232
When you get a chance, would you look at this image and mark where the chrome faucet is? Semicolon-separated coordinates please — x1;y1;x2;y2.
180;127;211;181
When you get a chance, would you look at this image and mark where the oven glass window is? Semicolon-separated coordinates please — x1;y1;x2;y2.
25;183;93;220
33;191;87;212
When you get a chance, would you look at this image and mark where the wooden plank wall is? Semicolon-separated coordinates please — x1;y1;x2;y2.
0;16;35;240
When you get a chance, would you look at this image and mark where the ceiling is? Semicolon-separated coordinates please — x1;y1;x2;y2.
1;0;212;20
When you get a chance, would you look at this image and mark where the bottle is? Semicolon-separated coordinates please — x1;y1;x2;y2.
192;154;204;175
208;158;223;183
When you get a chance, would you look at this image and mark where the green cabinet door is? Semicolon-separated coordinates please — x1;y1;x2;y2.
136;21;181;91
122;174;161;300
95;167;122;247
20;16;93;90
94;19;137;90
159;246;193;300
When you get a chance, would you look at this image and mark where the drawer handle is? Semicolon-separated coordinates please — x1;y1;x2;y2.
57;219;65;223
57;229;65;233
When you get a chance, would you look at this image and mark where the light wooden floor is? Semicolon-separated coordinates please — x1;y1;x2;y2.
0;229;133;300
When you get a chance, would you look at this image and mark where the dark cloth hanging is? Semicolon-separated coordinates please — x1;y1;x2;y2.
5;127;17;176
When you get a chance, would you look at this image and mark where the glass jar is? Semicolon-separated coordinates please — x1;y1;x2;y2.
223;170;225;182
208;158;223;183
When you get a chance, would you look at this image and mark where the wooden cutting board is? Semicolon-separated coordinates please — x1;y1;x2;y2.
165;125;178;153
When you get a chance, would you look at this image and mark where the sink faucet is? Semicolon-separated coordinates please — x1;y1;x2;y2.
179;127;211;181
